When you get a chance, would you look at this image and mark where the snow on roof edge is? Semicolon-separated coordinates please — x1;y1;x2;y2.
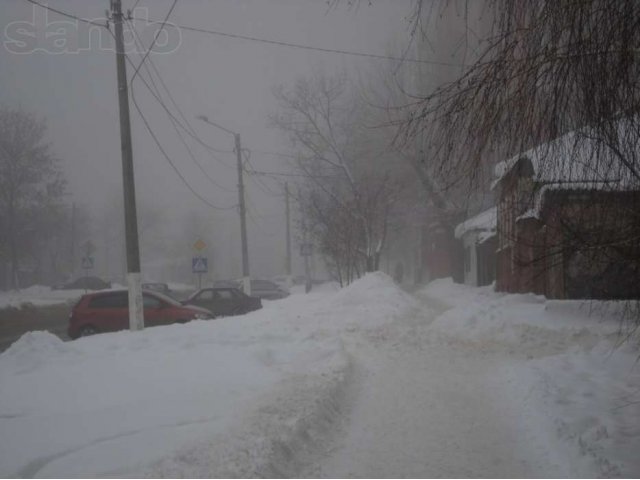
454;207;497;239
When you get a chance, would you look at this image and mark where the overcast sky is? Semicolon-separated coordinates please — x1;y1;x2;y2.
0;0;469;280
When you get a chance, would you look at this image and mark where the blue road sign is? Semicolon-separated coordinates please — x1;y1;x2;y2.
192;256;208;273
81;256;94;269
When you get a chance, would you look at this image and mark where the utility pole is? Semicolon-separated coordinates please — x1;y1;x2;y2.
235;134;250;283
302;217;311;293
70;202;76;278
285;182;291;280
196;115;251;295
112;0;144;331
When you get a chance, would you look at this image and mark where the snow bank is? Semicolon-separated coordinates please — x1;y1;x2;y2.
328;272;418;326
0;286;85;309
419;278;640;476
1;274;407;477
422;279;623;356
142;347;353;478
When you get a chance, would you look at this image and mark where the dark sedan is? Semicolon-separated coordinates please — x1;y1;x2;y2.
53;276;111;291
184;287;262;318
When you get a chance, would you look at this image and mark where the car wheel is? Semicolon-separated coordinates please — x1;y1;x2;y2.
79;325;99;337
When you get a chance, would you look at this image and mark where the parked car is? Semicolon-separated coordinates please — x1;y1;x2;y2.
68;289;212;339
141;282;172;295
54;276;111;291
183;287;262;317
292;275;307;286
271;275;291;290
212;280;241;288
238;279;289;300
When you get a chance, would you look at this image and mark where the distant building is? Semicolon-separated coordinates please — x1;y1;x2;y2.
493;129;640;299
454;207;497;287
421;212;464;284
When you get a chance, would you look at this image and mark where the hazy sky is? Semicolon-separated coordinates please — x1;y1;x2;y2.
0;0;468;280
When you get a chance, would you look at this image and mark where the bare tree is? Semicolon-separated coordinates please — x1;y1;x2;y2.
272;73;401;282
401;0;640;188
395;0;640;334
0;107;65;289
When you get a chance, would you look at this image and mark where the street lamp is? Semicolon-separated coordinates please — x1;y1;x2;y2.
196;115;250;294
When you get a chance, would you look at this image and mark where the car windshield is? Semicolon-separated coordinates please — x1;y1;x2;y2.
145;291;182;307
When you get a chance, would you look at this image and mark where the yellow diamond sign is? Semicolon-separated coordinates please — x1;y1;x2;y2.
193;239;207;251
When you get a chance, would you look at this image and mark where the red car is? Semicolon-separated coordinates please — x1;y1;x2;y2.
68;290;213;339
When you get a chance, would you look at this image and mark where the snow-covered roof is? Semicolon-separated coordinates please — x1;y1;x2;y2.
454;207;497;239
516;180;636;221
492;126;639;190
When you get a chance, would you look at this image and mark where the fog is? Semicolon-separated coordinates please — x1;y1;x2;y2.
0;0;476;286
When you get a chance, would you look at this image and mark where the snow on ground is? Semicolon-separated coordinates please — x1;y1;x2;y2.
0;273;414;478
0;286;86;309
417;279;640;477
1;273;639;477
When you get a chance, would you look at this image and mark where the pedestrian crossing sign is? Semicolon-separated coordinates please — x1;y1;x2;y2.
81;256;94;269
192;256;208;273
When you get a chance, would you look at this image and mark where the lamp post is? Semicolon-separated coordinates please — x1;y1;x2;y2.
196;115;250;294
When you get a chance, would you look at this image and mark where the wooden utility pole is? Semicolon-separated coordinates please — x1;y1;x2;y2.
112;0;143;331
70;202;76;278
285;182;291;277
196;115;251;295
235;134;250;280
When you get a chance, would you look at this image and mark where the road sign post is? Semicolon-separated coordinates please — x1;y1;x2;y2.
300;243;313;293
192;256;208;289
81;256;94;293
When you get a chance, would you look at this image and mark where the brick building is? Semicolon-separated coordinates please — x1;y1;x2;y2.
493;131;640;299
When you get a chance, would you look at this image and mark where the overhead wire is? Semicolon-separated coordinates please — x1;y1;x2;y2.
242;149;284;198
105;13;237;210
130;78;237;211
132;14;467;68
25;1;468;69
24;0;106;26
120;37;235;169
130;0;178;83
126;18;234;193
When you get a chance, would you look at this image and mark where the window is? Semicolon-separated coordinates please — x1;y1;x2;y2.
143;294;162;309
196;290;219;301
217;289;234;300
88;293;128;309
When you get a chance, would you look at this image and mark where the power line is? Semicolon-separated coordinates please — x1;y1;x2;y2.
25;0;467;68
130;0;178;83
127;19;234;193
133;15;466;67
24;0;106;26
246;168;339;179
250;149;299;160
242;150;284;197
25;2;237;216
125;49;237;211
131;85;237;211
119;41;235;170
